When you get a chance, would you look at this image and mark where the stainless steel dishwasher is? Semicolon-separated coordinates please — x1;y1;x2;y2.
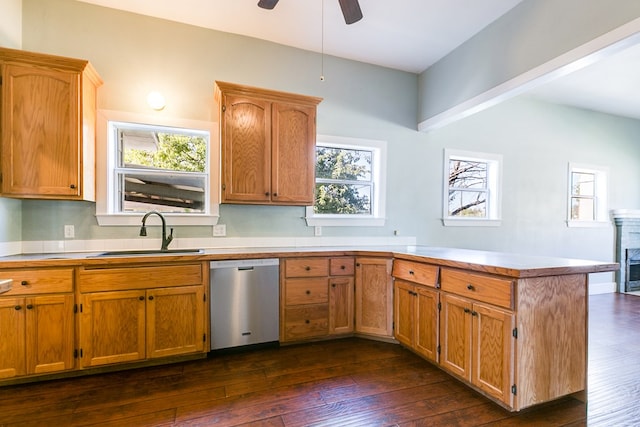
209;258;280;350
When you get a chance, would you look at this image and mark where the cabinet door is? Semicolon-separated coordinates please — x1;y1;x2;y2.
147;286;205;358
270;102;316;205
472;302;514;406
329;277;354;335
1;63;80;197
439;293;472;380
26;294;74;374
221;94;271;203
355;258;393;337
415;286;439;363
393;280;414;347
80;290;146;367
0;297;26;378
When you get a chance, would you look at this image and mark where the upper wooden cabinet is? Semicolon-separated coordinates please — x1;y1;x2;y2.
215;81;322;205
0;47;102;200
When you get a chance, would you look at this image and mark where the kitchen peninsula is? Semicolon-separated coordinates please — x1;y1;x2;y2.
0;246;617;412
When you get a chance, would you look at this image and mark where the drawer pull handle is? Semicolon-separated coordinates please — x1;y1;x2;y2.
467;284;475;291
21;281;28;286
26;304;34;310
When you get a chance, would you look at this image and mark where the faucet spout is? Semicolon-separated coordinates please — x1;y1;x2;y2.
140;211;173;251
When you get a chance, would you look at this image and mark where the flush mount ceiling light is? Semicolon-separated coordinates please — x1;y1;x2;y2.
257;0;363;25
146;91;166;110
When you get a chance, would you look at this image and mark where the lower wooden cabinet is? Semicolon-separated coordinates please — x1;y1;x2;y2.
77;263;207;368
439;292;515;406
0;268;75;379
394;280;439;363
281;257;355;342
355;257;393;338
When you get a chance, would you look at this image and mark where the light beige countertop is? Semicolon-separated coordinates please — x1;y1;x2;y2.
0;245;618;278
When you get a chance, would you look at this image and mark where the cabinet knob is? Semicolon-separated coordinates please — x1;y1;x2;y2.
26;304;34;310
341;265;346;270
305;319;310;324
265;192;270;196
467;284;475;291
14;305;22;311
148;295;154;301
21;280;28;286
306;290;311;295
305;266;311;271
139;296;145;301
70;184;77;189
409;270;415;275
464;308;471;313
471;311;478;316
332;283;336;288
273;193;278;197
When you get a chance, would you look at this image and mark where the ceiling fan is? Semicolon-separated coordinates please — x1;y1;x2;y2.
257;0;363;25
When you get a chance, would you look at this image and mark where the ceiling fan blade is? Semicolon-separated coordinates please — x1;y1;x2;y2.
338;0;363;25
257;0;279;10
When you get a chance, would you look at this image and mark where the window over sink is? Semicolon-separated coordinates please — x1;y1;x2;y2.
95;110;219;226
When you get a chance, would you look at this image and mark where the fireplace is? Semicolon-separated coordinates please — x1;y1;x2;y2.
626;249;640;292
612;210;640;292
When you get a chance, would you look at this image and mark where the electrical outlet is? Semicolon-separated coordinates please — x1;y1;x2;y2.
314;226;322;236
64;225;75;239
213;224;226;237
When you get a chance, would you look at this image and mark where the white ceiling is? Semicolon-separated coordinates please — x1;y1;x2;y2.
77;0;640;121
77;0;524;74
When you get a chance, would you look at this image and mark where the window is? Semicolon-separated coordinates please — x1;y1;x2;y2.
305;135;386;227
567;163;608;227
443;149;502;226
96;110;219;226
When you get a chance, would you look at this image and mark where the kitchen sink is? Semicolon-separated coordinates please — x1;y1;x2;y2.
90;249;204;257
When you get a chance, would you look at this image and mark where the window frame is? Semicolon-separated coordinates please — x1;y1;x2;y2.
305;135;387;227
443;149;502;227
567;163;609;228
95;110;219;226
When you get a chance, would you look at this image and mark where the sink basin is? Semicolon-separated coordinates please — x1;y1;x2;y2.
91;249;204;257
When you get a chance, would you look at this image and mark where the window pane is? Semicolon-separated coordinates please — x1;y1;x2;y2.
316;147;372;181
448;190;487;217
119;171;206;213
571;197;595;221
571;172;595;197
119;129;206;173
449;160;487;189
314;183;371;214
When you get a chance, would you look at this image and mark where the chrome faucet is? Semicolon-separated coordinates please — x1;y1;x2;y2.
139;211;173;251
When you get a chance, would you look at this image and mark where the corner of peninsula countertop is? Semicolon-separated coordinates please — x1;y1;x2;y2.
0;245;619;278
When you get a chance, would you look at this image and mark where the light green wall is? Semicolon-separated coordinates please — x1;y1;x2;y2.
11;0;640;278
19;0;421;242
418;0;640;123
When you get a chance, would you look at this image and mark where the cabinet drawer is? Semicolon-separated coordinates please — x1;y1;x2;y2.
392;260;438;287
0;268;73;295
283;304;329;340
285;278;328;305
78;263;203;292
330;257;355;276
285;258;329;278
440;268;513;309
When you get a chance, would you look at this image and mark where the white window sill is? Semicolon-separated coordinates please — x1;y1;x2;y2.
566;220;611;228
305;216;385;227
442;218;502;227
96;213;219;227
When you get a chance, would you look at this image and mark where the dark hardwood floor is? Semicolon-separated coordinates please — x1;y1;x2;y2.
1;293;638;426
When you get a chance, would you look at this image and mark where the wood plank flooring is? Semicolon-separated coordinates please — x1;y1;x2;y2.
0;293;638;426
